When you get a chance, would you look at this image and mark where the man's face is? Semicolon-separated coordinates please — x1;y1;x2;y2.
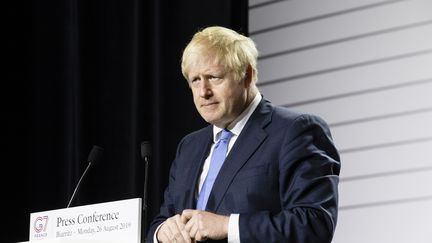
186;53;249;128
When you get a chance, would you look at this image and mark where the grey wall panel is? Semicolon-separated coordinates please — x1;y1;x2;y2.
249;0;276;9
334;200;432;243
340;140;432;179
289;81;432;125
331;111;432;151
258;24;432;84
339;169;432;207
249;0;395;33
259;53;432;106
252;0;432;58
249;0;432;242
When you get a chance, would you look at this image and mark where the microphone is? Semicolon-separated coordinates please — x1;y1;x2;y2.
67;145;104;208
140;141;151;241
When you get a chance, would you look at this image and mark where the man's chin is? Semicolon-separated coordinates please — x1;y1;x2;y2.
202;116;221;126
199;110;219;121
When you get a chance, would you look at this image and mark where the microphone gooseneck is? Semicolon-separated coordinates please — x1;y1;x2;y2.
67;145;104;208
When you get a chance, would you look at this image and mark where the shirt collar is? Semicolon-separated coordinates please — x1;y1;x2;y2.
213;92;262;143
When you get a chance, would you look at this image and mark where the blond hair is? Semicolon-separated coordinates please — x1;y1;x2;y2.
181;26;258;83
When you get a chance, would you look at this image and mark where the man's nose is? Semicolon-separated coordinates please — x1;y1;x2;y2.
199;79;212;98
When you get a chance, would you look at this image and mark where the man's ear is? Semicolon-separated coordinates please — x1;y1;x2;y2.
244;64;253;88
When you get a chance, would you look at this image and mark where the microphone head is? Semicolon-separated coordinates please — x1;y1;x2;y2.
140;141;152;160
87;145;104;164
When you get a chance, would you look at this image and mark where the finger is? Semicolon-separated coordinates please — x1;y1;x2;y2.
166;216;185;242
157;222;173;241
195;230;206;242
156;229;166;243
195;213;210;241
184;213;193;232
185;216;198;239
189;222;199;239
172;231;186;243
173;215;190;243
157;225;170;243
180;228;192;243
181;209;195;223
175;214;186;231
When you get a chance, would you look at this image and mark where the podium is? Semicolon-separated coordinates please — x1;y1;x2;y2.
22;198;142;243
18;240;118;243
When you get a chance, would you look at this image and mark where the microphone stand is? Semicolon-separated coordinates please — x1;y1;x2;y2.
142;156;149;242
141;141;151;243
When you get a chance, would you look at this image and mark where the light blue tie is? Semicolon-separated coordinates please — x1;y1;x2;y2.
196;129;233;210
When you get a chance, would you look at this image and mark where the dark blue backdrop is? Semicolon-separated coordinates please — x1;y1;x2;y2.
5;0;247;242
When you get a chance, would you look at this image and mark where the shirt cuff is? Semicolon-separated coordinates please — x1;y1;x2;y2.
153;222;164;243
228;214;240;243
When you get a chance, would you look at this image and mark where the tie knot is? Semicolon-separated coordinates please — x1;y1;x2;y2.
219;129;233;142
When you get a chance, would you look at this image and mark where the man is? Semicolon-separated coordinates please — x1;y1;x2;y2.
147;26;341;243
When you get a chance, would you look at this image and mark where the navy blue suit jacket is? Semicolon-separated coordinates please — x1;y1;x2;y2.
147;99;341;243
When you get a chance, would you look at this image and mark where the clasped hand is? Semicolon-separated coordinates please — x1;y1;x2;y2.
156;210;229;243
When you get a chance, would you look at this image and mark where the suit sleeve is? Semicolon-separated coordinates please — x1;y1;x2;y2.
239;114;341;243
145;137;186;243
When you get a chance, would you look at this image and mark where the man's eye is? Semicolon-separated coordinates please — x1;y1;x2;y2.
190;78;200;87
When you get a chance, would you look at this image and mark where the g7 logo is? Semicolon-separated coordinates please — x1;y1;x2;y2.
34;216;48;233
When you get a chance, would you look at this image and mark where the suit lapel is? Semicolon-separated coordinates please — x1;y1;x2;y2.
206;99;273;212
183;126;213;209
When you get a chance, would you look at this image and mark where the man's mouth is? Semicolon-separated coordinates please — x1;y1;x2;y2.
201;102;218;107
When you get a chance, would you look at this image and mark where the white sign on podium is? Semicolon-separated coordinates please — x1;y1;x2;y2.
28;198;142;243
